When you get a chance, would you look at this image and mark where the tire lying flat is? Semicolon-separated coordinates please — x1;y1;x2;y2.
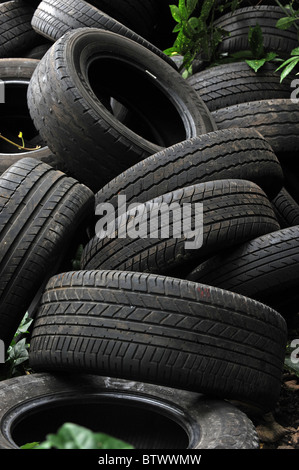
0;157;94;350
187;62;296;112
0;372;259;449
82;179;280;276
27;28;216;191
214;6;298;56
95;128;283;211
28;270;287;412
212;99;299;156
187;226;299;317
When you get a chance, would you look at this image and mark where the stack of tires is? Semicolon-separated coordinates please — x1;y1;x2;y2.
0;0;297;450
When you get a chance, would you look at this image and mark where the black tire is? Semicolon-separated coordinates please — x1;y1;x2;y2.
82;180;280;276
272;187;299;228
87;0;160;43
212;99;299;156
187;226;299;317
95;128;283;211
0;372;259;449
0;157;94;351
0;0;38;58
214;6;298;56
27;28;217;192
0;58;64;173
187;62;296;112
31;0;177;69
28;270;287;412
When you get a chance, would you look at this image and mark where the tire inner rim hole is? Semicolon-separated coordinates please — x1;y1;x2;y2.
11;398;190;449
0;82;42;153
87;57;187;147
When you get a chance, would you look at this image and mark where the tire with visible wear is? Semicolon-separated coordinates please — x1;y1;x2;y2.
0;158;94;351
82;180;280;276
27;28;217;191
0;372;260;449
28;270;287;412
95;128;283;211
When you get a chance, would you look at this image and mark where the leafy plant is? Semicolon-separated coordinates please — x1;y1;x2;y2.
245;24;278;72
274;0;299;80
21;422;134;450
163;0;237;76
0;131;41;151
0;312;33;381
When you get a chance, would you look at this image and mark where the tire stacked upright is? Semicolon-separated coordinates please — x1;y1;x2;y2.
0;0;295;450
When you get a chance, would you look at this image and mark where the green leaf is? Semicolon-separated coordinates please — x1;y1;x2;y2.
34;423;134;450
248;24;264;58
163;46;180;56
20;442;40;449
169;5;183;23
186;0;198;16
246;58;267;72
188;16;200;32
291;47;299;55
276;16;298;30
280;57;299;81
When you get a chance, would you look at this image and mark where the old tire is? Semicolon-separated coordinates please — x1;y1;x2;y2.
0;0;38;57
28;270;287;412
27;28;216;191
82;180;280;276
214;6;298;56
95;128;283;210
272;187;299;228
0;372;259;449
187;226;299;317
0;157;94;350
212;99;299;156
187;62;296;112
0;58;64;173
31;0;176;68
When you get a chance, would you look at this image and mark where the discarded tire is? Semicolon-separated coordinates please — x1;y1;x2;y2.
0;157;94;350
187;62;296;112
187;226;299;317
82;179;280;275
95;128;283;211
0;0;38;57
214;6;298;56
31;0;176;68
28;270;287;412
0;58;64;174
27;27;216;191
212;99;299;156
272;187;299;228
0;372;259;449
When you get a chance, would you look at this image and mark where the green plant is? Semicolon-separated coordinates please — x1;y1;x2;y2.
21;422;134;449
0;312;33;381
274;1;299;80
0;131;41;151
244;24;278;71
164;0;238;76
